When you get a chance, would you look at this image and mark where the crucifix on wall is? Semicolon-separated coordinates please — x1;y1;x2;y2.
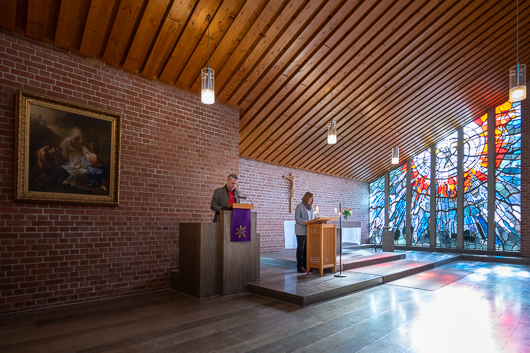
282;172;298;213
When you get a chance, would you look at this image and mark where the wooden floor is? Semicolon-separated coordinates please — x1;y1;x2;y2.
1;255;530;352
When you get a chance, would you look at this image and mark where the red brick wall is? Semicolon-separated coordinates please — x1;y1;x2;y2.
0;33;240;313
521;91;529;258
239;158;369;252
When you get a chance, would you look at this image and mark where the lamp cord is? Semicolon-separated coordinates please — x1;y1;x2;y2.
206;15;211;68
515;0;519;65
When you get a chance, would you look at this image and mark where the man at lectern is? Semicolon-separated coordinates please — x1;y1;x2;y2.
210;174;241;222
294;192;315;273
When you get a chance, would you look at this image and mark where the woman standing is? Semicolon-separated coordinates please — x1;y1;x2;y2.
294;192;315;273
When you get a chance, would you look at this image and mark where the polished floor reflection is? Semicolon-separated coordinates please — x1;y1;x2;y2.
1;252;529;352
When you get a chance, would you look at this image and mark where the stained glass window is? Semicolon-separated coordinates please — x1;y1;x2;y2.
463;114;488;249
389;164;407;244
494;101;521;251
369;175;385;244
435;131;458;248
410;150;430;245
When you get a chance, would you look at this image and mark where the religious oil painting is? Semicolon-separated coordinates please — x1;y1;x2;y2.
14;90;121;205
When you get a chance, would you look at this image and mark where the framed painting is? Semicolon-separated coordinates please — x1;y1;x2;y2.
14;90;121;205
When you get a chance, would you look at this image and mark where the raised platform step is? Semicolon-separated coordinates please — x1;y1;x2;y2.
246;271;382;306
248;251;461;306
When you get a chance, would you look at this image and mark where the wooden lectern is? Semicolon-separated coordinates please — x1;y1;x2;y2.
178;203;259;298
304;217;338;276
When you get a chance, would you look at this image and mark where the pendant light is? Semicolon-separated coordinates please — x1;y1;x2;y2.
327;91;337;144
509;0;526;101
391;146;400;164
201;15;215;104
391;123;399;164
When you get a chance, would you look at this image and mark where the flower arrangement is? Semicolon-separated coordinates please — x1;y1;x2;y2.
342;207;352;221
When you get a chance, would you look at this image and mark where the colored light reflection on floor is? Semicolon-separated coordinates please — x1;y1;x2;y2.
410;288;503;353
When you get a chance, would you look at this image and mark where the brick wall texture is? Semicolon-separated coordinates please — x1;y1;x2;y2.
0;33;242;313
239;158;370;252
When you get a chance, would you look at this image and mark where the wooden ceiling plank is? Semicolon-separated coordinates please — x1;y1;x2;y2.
245;0;470;162
142;0;197;79
15;0;28;32
0;0;17;31
239;0;417;155
102;0;147;67
286;0;488;170
216;0;309;103
175;0;246;90
123;0;171;74
241;0;423;157
299;47;507;177
237;0;364;123
213;0;290;100
300;1;516;175
25;0;60;42
79;0;121;58
226;0;340;108
309;24;519;180
54;0;91;50
334;70;515;180
158;0;222;85
188;0;270;93
238;0;390;152
264;0;487;166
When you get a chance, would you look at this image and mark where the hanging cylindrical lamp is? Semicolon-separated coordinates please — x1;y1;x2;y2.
201;66;215;104
327;91;337;144
509;64;526;102
391;146;399;164
327;119;337;144
509;0;526;102
201;15;215;105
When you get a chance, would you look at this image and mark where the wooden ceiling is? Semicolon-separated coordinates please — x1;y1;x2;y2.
1;0;529;182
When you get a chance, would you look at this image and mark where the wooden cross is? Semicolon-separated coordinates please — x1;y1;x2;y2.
282;172;298;213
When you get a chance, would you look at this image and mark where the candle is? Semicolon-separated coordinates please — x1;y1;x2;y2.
334;207;337;215
315;206;319;213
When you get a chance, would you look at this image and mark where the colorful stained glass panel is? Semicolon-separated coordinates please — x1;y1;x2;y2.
435;131;458;247
389;164;406;244
410;150;430;245
463;113;488;249
369;175;385;244
494;101;521;251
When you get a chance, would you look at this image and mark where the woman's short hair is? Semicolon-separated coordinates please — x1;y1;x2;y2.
302;192;314;203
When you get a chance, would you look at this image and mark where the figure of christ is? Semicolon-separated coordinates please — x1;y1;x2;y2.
283;172;298;213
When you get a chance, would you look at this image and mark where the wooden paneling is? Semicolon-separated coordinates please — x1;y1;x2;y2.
122;0;171;73
25;0;60;42
79;0;120;57
0;0;17;31
102;0;147;66
54;0;91;50
2;0;529;182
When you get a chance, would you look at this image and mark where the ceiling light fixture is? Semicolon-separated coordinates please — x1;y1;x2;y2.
327;91;337;144
201;15;215;104
391;146;400;164
391;123;399;164
509;0;526;101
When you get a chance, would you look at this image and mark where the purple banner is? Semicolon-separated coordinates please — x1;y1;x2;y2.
231;208;251;242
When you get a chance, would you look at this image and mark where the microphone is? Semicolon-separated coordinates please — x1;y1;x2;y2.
238;191;253;204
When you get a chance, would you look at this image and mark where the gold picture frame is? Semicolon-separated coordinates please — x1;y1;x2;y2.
14;90;121;205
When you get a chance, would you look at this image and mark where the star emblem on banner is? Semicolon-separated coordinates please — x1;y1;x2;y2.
236;225;246;238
